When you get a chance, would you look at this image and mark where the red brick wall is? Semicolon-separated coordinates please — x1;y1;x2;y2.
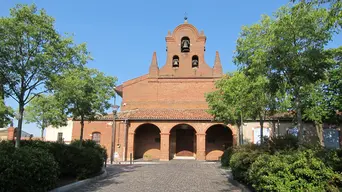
119;23;222;111
134;124;160;159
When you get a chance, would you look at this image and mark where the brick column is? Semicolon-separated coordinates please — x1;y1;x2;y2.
127;132;135;160
7;127;15;140
160;133;170;161
196;133;206;161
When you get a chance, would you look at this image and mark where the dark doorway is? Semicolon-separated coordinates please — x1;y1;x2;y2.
205;124;233;160
170;124;196;159
176;129;195;156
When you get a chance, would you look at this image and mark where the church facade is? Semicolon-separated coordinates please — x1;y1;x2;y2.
72;20;238;161
71;19;342;162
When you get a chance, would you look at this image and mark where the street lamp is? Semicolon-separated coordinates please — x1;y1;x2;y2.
111;88;120;164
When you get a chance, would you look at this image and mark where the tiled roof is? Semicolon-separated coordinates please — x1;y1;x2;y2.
98;108;214;121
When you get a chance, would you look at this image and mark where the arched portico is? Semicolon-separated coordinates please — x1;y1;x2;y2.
205;124;233;160
134;123;161;160
170;124;197;159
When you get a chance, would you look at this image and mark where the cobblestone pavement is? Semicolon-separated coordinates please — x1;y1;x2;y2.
75;160;242;192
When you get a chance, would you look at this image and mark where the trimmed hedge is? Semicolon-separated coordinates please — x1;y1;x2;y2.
229;149;263;184
0;146;59;192
248;150;342;192
224;135;342;191
221;147;234;167
0;139;107;191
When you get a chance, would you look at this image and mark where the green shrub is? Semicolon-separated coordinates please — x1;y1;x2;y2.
70;139;107;161
315;148;342;174
48;141;104;179
0;147;59;192
221;147;234;167
230;149;263;184
265;134;299;153
248;150;342;192
0;140;15;154
1;140;105;180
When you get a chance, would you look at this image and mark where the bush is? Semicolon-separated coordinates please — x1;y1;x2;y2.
0;140;15;154
221;147;234;167
70;139;107;161
230;149;263;184
64;146;104;180
265;134;299;153
315;148;342;173
248;150;342;192
1;140;105;180
0;147;59;192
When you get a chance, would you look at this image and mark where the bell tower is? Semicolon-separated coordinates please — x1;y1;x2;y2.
148;17;222;78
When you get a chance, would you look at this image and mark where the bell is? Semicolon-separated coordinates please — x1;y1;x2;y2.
173;59;179;66
183;40;189;48
192;59;198;67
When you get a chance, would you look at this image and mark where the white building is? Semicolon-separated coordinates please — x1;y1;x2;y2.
45;119;73;144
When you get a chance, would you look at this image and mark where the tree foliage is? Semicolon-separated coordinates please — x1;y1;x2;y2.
206;72;282;144
234;2;338;142
24;94;67;138
50;67;117;146
0;4;90;147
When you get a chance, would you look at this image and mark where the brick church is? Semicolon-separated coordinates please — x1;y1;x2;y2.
72;19;237;161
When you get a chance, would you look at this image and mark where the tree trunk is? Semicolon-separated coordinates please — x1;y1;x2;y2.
41;128;44;140
79;116;84;147
15;103;24;148
240;111;244;145
259;113;264;144
295;95;304;144
0;78;5;128
314;122;324;146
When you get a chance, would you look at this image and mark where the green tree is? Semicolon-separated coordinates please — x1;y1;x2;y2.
0;4;89;147
24;94;67;139
50;67;117;146
234;2;336;143
206;72;286;144
0;99;14;128
206;72;253;144
326;47;342;119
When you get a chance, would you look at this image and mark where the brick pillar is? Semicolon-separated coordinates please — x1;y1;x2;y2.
233;134;238;146
196;133;206;161
127;132;135;160
7;127;15;140
160;133;170;161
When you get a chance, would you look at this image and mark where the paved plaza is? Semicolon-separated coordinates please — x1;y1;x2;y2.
76;160;243;192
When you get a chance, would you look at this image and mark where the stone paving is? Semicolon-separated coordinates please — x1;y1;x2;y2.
75;160;242;192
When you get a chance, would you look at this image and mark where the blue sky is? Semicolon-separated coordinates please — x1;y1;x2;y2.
1;0;341;136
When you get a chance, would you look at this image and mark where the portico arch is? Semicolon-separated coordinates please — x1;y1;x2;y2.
134;123;161;160
205;124;233;160
170;124;197;159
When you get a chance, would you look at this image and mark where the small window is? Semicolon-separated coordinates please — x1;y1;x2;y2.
192;55;199;68
92;132;101;144
57;132;63;142
172;55;179;68
155;138;160;143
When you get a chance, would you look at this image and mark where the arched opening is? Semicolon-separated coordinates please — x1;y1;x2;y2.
170;124;196;159
92;132;101;144
172;55;179;68
181;36;190;52
134;124;161;160
192;55;199;68
205;124;233;161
